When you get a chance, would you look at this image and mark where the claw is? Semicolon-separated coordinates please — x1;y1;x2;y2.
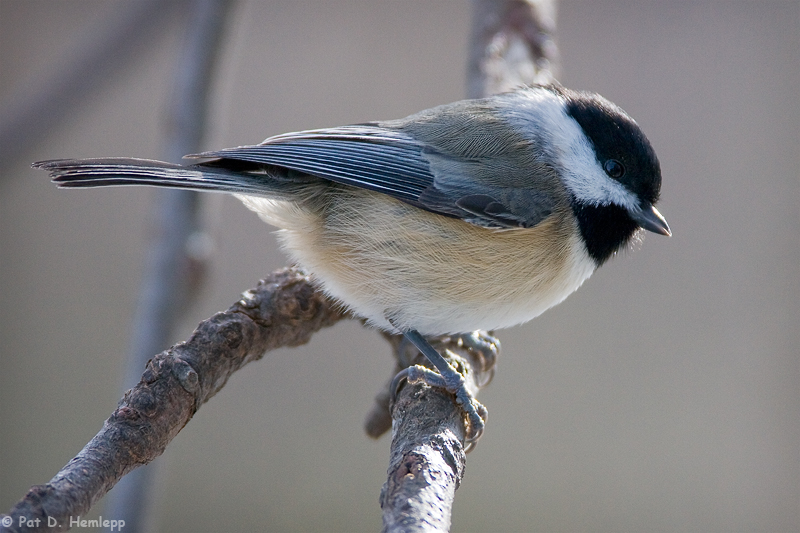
389;365;446;408
454;331;500;388
389;367;410;408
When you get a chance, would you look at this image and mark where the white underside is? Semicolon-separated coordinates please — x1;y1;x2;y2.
236;189;597;335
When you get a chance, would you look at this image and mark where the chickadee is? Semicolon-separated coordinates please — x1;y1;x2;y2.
35;84;670;444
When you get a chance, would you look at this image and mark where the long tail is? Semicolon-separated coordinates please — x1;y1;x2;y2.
34;157;293;197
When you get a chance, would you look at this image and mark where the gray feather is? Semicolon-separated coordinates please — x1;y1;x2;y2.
194;106;562;229
35;158;306;200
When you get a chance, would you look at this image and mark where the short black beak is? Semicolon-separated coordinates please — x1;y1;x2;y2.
630;203;671;236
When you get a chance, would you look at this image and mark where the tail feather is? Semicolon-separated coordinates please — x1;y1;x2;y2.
34;158;292;197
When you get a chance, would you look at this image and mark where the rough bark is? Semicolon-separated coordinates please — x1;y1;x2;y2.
1;268;344;533
377;333;498;533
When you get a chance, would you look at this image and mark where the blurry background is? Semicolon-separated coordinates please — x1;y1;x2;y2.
1;1;798;531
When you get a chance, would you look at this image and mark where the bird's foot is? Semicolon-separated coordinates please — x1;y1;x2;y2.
390;329;498;451
443;331;500;388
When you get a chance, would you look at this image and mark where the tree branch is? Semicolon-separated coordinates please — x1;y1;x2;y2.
378;333;498;533
1;268;344;533
467;0;559;99
377;1;560;530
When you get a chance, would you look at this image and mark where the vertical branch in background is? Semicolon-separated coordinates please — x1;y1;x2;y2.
467;0;559;99
379;1;559;532
104;2;234;531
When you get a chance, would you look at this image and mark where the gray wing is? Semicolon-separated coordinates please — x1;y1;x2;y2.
194;112;558;229
196;127;431;207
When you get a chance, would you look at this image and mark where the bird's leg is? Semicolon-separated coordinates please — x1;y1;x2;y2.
390;329;490;449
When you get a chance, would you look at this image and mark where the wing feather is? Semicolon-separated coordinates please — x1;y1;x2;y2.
196;126;432;204
193;121;559;229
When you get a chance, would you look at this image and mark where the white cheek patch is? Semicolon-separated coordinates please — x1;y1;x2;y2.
499;89;640;211
561;130;640;210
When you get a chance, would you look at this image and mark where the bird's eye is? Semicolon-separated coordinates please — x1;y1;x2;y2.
604;159;625;179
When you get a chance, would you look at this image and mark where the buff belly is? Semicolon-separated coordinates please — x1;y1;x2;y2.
237;187;597;335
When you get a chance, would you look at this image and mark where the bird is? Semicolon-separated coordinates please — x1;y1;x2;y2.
35;84;670;445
